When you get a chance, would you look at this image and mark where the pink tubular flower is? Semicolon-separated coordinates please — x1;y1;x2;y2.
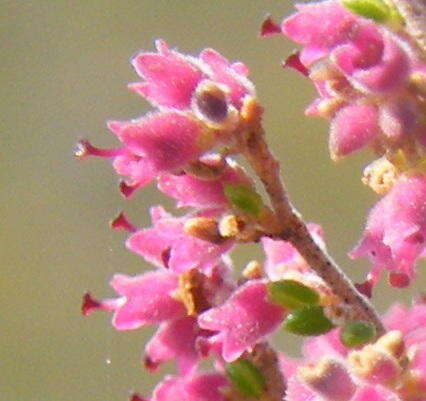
144;316;206;375
126;206;232;273
350;175;426;287
78;39;256;197
282;301;426;401
280;1;425;161
157;156;252;209
85;270;185;330
151;373;230;401
198;280;285;362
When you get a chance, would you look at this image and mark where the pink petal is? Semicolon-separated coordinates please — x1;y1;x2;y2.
130;40;203;109
110;271;184;330
198;280;285;361
329;104;379;159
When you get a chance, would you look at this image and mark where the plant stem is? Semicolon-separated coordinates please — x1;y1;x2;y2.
241;118;385;336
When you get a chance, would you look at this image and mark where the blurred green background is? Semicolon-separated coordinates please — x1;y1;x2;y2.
2;1;424;400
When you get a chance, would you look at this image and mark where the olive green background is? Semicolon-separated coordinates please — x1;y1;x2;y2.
2;1;424;400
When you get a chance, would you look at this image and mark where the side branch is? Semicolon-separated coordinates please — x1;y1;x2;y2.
241;120;385;336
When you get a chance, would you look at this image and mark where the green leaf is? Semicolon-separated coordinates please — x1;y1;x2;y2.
225;359;266;398
223;184;263;217
340;321;376;347
267;280;320;309
341;0;391;22
283;306;334;336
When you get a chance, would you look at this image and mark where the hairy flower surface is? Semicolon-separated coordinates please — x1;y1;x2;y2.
126;206;232;273
198;280;285;362
350;175;426;287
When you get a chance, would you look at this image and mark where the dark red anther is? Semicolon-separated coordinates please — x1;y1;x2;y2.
389;272;410;288
143;356;160;372
161;247;172;268
282;52;309;76
355;280;373;298
81;292;101;316
260;15;282;37
129;393;148;401
119;180;138;198
110;211;136;233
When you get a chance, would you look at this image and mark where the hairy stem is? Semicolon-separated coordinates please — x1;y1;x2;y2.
240;112;385;335
390;0;426;53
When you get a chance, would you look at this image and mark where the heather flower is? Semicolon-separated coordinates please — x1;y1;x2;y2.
126;206;233;274
76;39;256;197
282;302;426;401
280;0;425;162
144;316;205;375
149;372;230;401
350;175;426;287
102;270;185;330
198;280;285;362
157;155;252;209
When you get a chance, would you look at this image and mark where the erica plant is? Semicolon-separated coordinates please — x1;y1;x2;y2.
76;1;426;400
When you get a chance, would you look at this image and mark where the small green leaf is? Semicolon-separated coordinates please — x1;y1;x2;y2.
342;0;391;22
226;359;266;398
224;184;263;217
267;280;320;309
283;306;334;336
340;321;376;347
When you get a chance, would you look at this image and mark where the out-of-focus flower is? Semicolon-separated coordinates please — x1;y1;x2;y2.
282;301;426;401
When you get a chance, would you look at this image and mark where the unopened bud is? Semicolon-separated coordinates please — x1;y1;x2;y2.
184;217;224;244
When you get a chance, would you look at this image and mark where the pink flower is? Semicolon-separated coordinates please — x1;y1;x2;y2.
350;175;426;287
157;156;251;209
282;302;426;401
152;373;229;401
78;40;256;197
126;206;232;273
329;104;379;160
198;280;285;361
144;316;206;375
130;39;254;110
83;270;185;330
282;0;357;66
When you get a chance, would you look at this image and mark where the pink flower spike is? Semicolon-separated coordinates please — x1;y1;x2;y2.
153;373;229;401
127;206;232;273
198;280;285;362
350;175;426;288
260;15;282;37
109;271;185;330
108;112;207;174
144;316;205;375
130;40;203;109
329;104;379;160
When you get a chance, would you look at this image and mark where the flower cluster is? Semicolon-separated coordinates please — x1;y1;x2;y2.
282;299;426;401
78;1;426;400
263;0;426;290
